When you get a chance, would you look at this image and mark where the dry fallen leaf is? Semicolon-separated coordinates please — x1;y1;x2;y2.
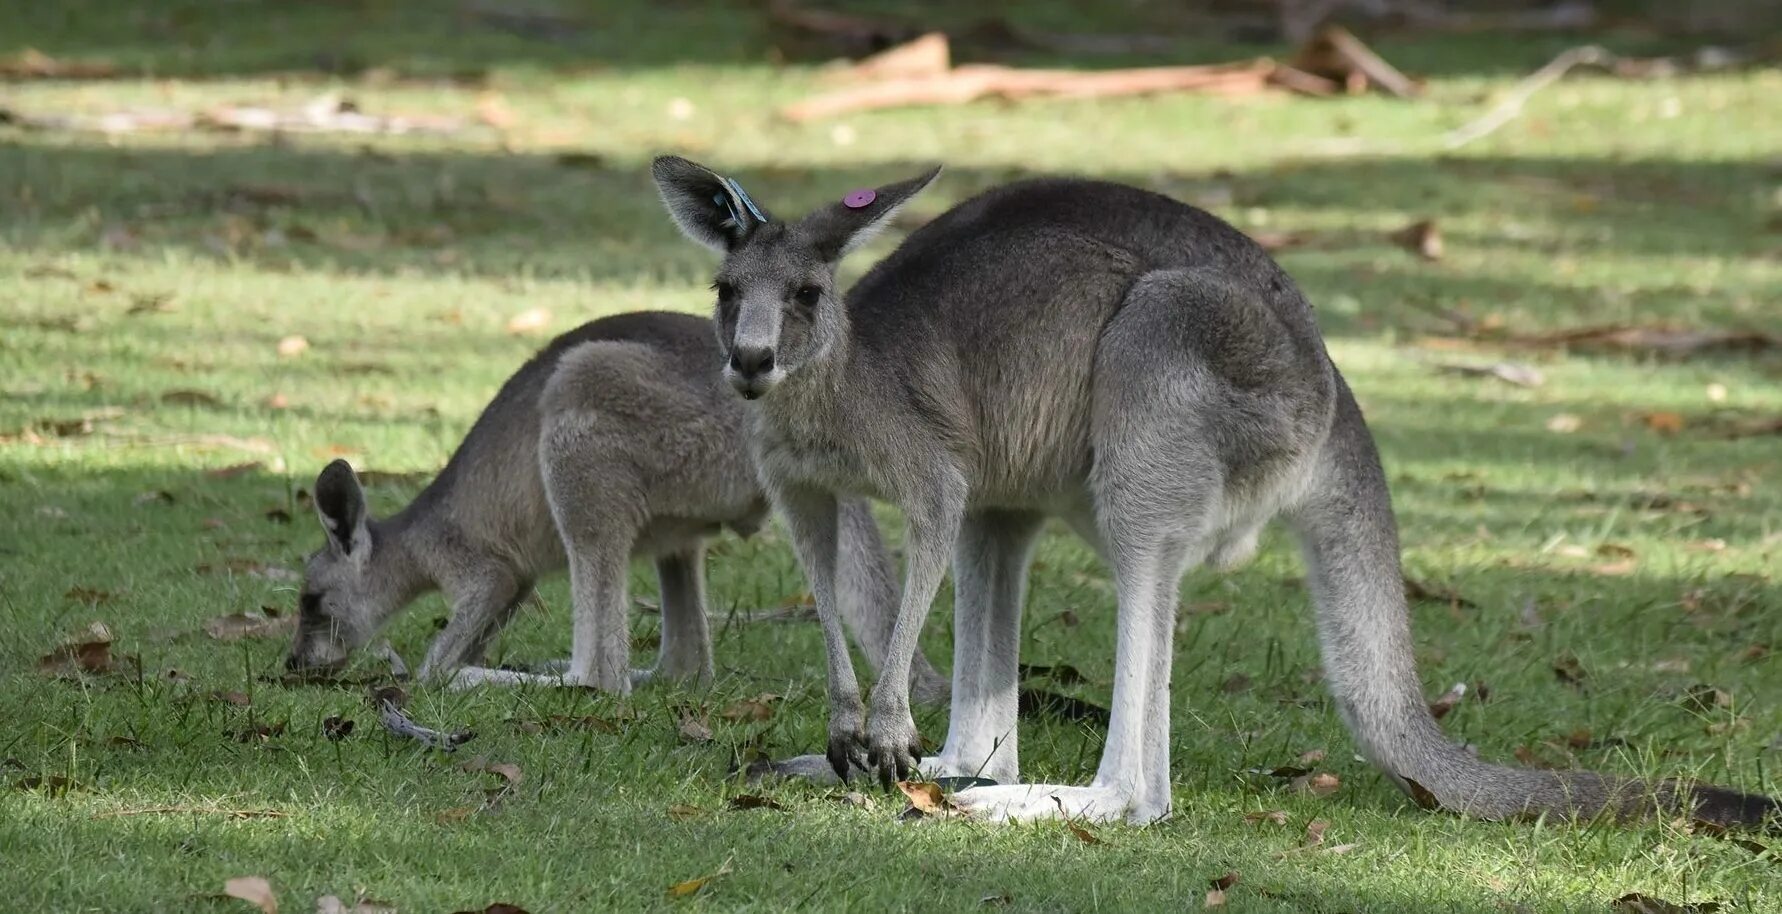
161;389;224;408
37;621;114;677
1553;652;1587;688
666;803;703;821
322;716;355;741
1428;682;1466;720
449;905;530;914
1546;413;1583;433
896;780;951;816
504;308;552;335
1243;810;1290;826
315;895;396;914
665;859;731;900
1290;772;1341;797
1388;219;1443;260
1640;411;1685;435
203;610;296;642
718;694;778;722
1303;819;1331;847
677;712;713;743
275;335;309;358
1065;819;1102;845
224;875;278;914
727;794;784;811
458;757;524;784
1609;893;1721;914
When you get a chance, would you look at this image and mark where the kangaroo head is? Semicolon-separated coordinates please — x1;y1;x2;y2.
651;155;940;399
286;459;408;673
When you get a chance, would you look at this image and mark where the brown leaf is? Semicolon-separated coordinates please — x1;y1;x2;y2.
1209;871;1240;891
1590;558;1638;576
1290;772;1341;797
322;716;355;740
210;690;252;707
1513;325;1776;359
1303;819;1331;847
223;875;278;914
1244;810;1290;826
229;721;287;743
504;308;552;335
665;860;731;899
677;712;713;743
1546;413;1583;433
1203;888;1227;908
1596;543;1637;559
1403;777;1440;810
666;803;703;821
896;780;950;816
458;757;524;784
14;774;82;795
1428;682;1467;720
37;621;114;677
275;335;309;358
64;586;116;604
161;389;223;407
727;794;783;811
314;896;397;914
1609;893;1721;914
433;806;478;824
450;905;531;914
1553;652;1587;688
718;694;779;722
1066;820;1101;845
1405;576;1476;609
1388;219;1443;260
1684;685;1733;713
204;611;295;642
1640;411;1685;435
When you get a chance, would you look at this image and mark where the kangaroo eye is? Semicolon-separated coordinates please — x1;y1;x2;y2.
299;592;325;620
792;284;822;308
713;281;736;303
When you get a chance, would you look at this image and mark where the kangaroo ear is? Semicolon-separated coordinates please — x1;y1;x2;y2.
652;155;772;253
804;165;942;262
314;459;370;558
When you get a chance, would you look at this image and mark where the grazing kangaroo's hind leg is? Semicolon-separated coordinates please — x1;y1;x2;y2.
957;273;1259;824
643;546;716;686
920;510;1043;785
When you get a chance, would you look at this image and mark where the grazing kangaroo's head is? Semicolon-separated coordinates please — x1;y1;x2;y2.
286;460;409;673
651;155;940;399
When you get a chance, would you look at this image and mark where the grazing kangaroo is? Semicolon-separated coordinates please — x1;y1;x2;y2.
286;310;947;701
652;156;1780;829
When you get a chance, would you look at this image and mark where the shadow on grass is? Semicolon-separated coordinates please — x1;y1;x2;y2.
11;0;1768;82
3;137;1777;337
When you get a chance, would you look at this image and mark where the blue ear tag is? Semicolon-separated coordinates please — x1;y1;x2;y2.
713;177;768;230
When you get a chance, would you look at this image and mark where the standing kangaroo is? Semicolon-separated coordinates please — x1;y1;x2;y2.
286;310;947;702
652;156;1780;828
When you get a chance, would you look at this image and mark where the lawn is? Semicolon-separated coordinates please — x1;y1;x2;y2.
2;2;1779;911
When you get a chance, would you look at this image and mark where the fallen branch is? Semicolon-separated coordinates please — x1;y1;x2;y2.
1;94;475;137
93;806;287;819
1441;45;1609;149
378;698;474;752
783;58;1278;122
1291;25;1420;97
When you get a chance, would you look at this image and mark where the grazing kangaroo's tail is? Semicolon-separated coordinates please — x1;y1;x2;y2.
1290;376;1780;831
835;497;951;706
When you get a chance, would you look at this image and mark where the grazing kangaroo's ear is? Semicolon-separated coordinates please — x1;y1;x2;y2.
314;459;370;559
804;165;942;262
652;155;772;253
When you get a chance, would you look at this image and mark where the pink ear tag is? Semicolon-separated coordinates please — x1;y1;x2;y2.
843;189;877;209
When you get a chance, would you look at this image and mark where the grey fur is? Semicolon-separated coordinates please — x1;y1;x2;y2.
287;310;947;702
654;159;1780;829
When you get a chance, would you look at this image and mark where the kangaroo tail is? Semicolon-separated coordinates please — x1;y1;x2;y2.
1290;375;1779;831
834;497;951;706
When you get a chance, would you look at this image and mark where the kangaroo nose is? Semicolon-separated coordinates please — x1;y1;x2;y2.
730;345;774;378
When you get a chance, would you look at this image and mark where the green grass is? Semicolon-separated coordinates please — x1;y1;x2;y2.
3;2;1780;911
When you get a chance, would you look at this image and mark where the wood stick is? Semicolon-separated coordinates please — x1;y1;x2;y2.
1441;45;1609;149
782;60;1274;122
